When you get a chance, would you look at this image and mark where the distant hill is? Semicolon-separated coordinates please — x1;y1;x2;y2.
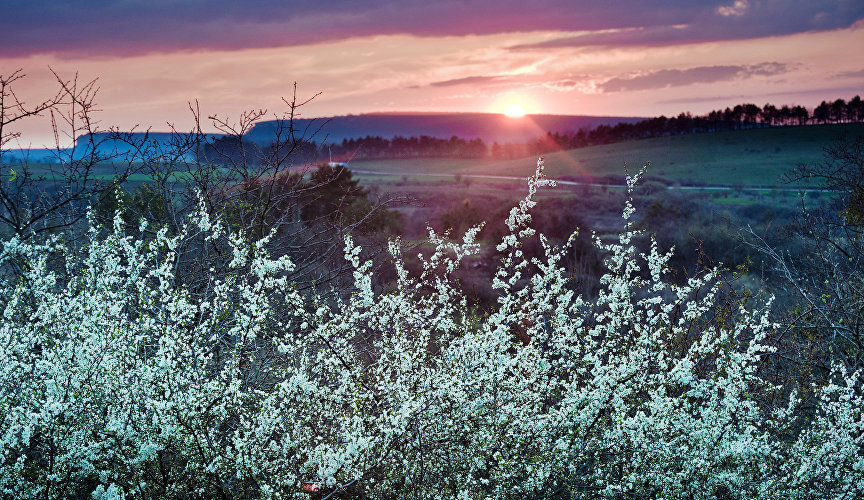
244;113;647;145
2;132;225;164
3;113;645;163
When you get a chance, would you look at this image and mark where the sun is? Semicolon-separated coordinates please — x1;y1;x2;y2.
504;104;526;118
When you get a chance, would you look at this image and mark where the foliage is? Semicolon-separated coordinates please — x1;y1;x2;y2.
793;135;864;227
93;183;172;229
748;135;864;385
0;70;141;238
439;198;483;237
303;163;402;235
0;159;862;499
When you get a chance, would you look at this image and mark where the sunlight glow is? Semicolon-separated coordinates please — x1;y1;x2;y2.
504;104;526;118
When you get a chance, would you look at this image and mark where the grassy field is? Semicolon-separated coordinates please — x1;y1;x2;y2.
7;123;860;190
351;123;864;188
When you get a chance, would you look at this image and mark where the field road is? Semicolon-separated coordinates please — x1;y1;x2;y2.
349;169;829;193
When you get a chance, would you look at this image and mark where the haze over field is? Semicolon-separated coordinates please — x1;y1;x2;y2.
1;1;862;146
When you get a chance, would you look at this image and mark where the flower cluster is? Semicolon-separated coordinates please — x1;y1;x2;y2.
0;159;860;498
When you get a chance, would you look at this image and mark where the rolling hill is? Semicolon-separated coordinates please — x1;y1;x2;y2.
244;112;646;145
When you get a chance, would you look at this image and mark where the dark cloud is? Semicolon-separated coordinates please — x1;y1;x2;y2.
512;1;864;50
599;63;791;93
1;1;862;57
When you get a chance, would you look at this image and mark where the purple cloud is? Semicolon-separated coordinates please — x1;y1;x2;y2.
1;1;861;57
831;69;864;79
599;63;792;93
512;1;864;50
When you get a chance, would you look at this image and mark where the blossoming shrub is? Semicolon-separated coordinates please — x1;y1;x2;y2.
0;159;861;498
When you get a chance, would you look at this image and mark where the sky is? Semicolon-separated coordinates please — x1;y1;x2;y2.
2;0;863;146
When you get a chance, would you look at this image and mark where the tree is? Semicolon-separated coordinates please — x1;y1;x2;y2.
743;103;761;127
761;103;778;126
749;135;864;378
848;95;864;123
0;69;141;238
793;104;810;126
830;98;848;123
302;162;401;235
814;100;831;124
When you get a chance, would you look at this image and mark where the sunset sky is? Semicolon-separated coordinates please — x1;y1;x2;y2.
2;0;863;146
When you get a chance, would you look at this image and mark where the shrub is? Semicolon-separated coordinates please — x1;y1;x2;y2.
0;159;861;498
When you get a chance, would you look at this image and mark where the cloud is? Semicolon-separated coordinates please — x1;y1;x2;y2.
1;0;862;57
511;25;703;49
831;68;864;79
715;0;749;17
599;63;791;93
424;65;794;96
426;73;599;94
747;62;792;76
429;76;508;87
512;1;864;50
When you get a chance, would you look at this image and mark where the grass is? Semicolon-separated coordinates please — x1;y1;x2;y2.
351;123;864;188
714;196;758;206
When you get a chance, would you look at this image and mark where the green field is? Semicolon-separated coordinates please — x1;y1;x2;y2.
351;123;864;188
7;123;860;190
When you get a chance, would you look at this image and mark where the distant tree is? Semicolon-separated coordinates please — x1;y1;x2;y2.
761;103;779;126
778;104;792;125
731;104;745;128
743;103;761;127
302;163;400;234
830;98;848;123
572;128;588;147
793;105;810;126
848;95;863;123
814;100;831;124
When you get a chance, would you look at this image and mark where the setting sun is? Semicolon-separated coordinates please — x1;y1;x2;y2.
504;104;526;118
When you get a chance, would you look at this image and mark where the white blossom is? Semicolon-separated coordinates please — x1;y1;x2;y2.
0;159;858;498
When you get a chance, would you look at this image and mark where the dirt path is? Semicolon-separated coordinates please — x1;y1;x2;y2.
350;168;828;193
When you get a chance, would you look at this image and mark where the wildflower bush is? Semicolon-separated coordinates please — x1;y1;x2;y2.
0;159;861;499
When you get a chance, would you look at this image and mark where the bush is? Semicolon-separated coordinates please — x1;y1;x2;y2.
0;159;861;498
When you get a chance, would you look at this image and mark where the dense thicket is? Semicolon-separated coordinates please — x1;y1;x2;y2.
1;161;862;498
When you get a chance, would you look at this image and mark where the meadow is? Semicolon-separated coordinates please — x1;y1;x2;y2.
352;122;864;188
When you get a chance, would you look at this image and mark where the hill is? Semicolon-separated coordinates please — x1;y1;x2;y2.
244;112;646;145
3;113;643;163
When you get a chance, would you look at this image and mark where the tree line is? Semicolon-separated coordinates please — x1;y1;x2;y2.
514;95;864;156
223;95;863;162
